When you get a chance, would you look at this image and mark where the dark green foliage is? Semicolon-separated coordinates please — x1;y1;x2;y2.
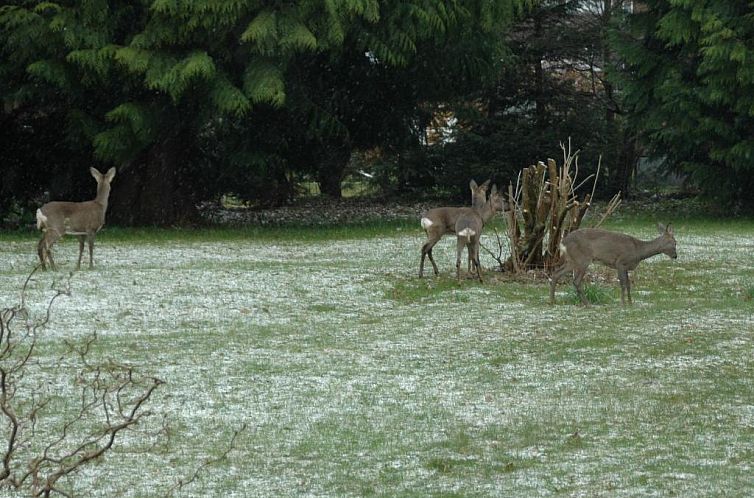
610;0;754;210
394;0;633;199
1;1;527;225
0;108;94;226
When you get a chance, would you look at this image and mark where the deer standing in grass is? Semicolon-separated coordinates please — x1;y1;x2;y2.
549;223;677;305
419;179;490;277
36;167;116;270
454;184;505;283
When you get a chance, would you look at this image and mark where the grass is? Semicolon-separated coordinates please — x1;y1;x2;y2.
0;216;752;496
2;219;420;245
565;283;615;305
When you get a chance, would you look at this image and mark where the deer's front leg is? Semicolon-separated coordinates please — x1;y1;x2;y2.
76;235;86;270
573;267;589;306
623;269;632;305
616;267;631;305
87;232;96;269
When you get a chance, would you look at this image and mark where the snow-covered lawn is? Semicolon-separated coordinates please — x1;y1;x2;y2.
1;222;752;496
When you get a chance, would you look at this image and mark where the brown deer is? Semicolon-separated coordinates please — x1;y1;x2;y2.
36;167;117;270
549;223;677;305
419;179;490;277
454;184;505;283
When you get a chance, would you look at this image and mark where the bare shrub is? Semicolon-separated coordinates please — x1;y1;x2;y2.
0;268;163;496
493;141;621;274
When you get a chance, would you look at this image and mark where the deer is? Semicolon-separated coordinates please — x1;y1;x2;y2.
419;179;490;277
454;184;505;283
549;223;677;306
36;167;117;271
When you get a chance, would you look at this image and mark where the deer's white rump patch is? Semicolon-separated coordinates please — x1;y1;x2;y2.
36;209;47;230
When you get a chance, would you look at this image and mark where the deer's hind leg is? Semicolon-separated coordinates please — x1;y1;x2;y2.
471;239;483;283
420;232;442;277
38;230;61;271
37;237;48;270
455;237;466;282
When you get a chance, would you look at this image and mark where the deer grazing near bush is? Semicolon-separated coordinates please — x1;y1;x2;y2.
419;179;490;277
454;184;505;283
36;167;116;270
549;223;677;305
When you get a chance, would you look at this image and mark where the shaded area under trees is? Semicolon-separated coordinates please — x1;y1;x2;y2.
3;0;752;226
1;1;526;226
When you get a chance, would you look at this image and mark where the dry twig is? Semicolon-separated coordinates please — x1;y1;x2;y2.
164;423;247;497
0;268;164;497
503;143;621;273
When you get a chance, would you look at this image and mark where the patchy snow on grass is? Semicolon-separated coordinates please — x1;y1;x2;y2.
0;226;753;496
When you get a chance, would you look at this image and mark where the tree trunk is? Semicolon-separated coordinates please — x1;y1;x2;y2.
316;141;351;198
317;166;343;198
614;134;638;197
108;132;200;226
533;15;547;130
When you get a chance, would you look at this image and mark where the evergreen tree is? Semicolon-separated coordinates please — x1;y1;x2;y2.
413;0;635;199
1;1;526;225
0;1;135;221
610;0;754;209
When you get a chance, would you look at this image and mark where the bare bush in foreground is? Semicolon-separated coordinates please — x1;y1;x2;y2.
0;268;163;496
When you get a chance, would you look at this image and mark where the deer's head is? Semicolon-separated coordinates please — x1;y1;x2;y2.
657;223;677;259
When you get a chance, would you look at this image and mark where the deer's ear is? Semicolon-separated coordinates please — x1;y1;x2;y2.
491;184;498;195
105;167;116;182
480;179;491;190
90;168;103;182
666;223;674;235
469;179;478;190
657;223;666;234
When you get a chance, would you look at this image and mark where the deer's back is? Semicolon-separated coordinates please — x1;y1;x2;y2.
455;207;483;231
423;206;464;233
563;228;639;267
40;201;106;232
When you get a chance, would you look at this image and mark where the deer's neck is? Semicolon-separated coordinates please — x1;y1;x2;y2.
94;185;111;209
636;236;665;262
471;194;486;210
474;203;496;225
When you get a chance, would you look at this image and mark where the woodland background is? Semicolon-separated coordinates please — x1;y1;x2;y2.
2;0;753;227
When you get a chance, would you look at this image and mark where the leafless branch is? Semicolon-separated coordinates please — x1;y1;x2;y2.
592;192;622;228
0;269;164;496
504;142;620;273
164;423;247;497
480;228;508;272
